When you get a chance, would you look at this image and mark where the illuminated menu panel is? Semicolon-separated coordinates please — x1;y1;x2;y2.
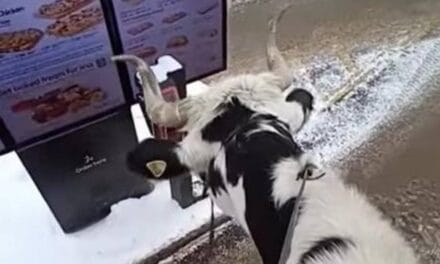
112;0;225;98
0;0;126;145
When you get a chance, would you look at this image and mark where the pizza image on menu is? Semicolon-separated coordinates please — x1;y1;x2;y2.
162;12;187;24
127;22;154;36
166;35;188;49
38;0;96;19
46;7;104;37
11;85;106;124
0;29;44;54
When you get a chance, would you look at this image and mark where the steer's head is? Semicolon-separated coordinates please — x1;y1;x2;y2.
114;7;316;181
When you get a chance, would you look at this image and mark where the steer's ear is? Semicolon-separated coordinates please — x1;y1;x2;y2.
282;88;315;133
126;138;190;180
286;88;314;114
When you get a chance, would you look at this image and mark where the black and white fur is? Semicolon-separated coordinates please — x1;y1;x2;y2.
120;3;417;263
126;73;417;264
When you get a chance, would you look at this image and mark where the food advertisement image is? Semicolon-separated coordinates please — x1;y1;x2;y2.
0;0;125;144
111;0;224;96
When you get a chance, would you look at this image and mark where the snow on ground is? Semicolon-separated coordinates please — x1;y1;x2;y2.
0;88;223;264
294;38;440;167
1;36;440;264
0;155;216;264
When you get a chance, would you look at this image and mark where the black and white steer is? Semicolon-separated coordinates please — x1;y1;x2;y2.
113;8;418;264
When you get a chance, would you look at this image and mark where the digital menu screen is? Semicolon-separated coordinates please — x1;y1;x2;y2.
0;0;126;146
111;0;226;98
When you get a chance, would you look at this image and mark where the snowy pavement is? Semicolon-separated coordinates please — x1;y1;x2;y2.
295;38;440;166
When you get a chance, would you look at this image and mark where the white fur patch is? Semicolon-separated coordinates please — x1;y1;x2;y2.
210;188;235;220
271;155;325;208
225;177;250;234
176;131;221;174
211;151;250;233
271;157;305;208
267;100;306;133
208;150;235;218
286;179;418;264
213;148;227;181
182;73;302;133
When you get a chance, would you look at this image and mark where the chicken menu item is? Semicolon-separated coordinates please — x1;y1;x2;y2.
111;0;225;97
137;46;157;59
166;35;188;49
11;85;106;124
38;0;96;19
126;21;154;36
0;0;126;145
0;28;45;54
162;11;187;24
46;6;105;37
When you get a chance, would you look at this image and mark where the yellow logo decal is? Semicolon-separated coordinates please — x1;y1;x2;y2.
146;160;167;178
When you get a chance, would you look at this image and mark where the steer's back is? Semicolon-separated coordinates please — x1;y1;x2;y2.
207;113;305;264
286;178;418;264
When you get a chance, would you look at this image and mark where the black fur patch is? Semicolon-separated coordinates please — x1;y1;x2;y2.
219;114;304;264
201;97;254;143
201;97;307;264
277;197;303;236
224;114;302;187
126;138;189;179
277;196;304;260
286;88;314;113
207;159;227;197
299;237;353;264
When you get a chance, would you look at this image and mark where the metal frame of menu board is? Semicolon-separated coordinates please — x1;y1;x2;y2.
103;0;228;105
99;0;134;103
1;1;132;152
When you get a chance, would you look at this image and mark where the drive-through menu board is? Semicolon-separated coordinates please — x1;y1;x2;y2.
0;0;127;146
111;0;226;98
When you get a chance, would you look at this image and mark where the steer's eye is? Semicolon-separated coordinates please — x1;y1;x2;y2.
297;163;326;181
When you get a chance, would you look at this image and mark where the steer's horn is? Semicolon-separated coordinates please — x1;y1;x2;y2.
111;55;188;127
267;4;294;90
